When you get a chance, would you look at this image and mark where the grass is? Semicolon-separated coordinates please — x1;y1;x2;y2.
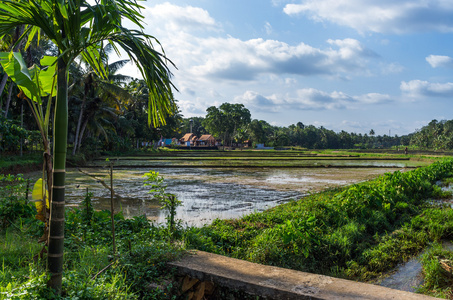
2;154;453;298
0;228;42;282
0;191;185;299
0;153;41;174
418;242;453;298
91;152;432;168
185;159;453;293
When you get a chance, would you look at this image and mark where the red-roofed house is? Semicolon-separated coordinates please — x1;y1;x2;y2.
196;134;216;146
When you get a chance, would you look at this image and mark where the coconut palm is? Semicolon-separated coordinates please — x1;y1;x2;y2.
71;53;133;154
0;0;176;293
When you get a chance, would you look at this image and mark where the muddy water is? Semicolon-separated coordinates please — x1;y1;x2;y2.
376;184;453;292
90;158;425;168
377;241;453;292
26;166;403;226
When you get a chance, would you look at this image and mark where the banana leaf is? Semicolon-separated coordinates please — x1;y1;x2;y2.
31;178;49;222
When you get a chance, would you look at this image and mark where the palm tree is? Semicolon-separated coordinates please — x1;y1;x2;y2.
71;53;133;154
0;26;25;117
0;0;176;294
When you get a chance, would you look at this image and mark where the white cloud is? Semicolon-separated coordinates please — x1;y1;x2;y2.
190;37;377;81
426;55;453;68
233;89;392;112
380;62;404;74
265;22;273;35
341;120;363;130
285;78;298;86
177;98;210;116
283;0;453;34
354;93;392;104
401;80;453;97
143;2;220;32
234;91;279;112
124;3;388;110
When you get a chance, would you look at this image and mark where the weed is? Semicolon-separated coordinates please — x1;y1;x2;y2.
418;243;453;299
187;159;453;282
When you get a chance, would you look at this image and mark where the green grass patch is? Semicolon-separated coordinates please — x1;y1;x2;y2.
418;242;453;298
0;154;41;174
0;189;185;299
185;159;453;287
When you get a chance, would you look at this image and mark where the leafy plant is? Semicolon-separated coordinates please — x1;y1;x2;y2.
418;243;453;298
143;171;181;236
0;174;35;228
186;159;453;280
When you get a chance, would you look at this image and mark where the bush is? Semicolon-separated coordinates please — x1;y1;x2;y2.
0;174;35;228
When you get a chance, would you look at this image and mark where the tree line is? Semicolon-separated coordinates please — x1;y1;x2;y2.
409;119;453;150
0;34;449;153
177;103;407;149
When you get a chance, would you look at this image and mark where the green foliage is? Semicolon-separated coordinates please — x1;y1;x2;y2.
410;119;453;150
0;174;35;228
143;171;181;236
0;52;57;102
186;159;453;280
64;208;184;299
418;243;453;298
203;103;251;145
0;267;56;300
0;115;31;153
80;190;94;223
0;226;50;300
1;203;184;299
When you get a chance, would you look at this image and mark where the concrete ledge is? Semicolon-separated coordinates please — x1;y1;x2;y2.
169;250;440;300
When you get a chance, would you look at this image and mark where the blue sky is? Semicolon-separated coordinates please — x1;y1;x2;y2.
119;0;453;136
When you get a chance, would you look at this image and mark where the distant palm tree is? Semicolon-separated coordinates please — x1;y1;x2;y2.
0;0;177;293
72;50;133;154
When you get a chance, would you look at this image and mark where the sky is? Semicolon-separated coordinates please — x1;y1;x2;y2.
118;0;453;136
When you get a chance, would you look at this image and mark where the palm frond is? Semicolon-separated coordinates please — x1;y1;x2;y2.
105;28;177;126
99;81;133;102
108;59;129;74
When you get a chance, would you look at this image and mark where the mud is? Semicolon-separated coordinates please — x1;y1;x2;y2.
25;165;402;226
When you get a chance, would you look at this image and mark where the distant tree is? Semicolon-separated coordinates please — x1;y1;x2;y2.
247;119;272;144
181;117;207;137
203;103;251;145
202;106;224;138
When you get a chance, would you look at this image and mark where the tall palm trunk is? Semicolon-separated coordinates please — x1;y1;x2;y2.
47;57;68;294
76;117;89;152
3;82;13;118
73;73;93;155
0;73;8;102
72;96;86;155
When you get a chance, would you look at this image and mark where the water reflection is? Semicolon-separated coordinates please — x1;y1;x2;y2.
27;166;401;227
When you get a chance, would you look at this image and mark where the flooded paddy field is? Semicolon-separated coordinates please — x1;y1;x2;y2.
26;156;414;226
90;156;428;168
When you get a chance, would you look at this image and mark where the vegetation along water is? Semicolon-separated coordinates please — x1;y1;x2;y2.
1;155;453;299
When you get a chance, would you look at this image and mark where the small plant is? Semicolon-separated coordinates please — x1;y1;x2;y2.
81;189;94;224
418;243;453;298
143;171;181;236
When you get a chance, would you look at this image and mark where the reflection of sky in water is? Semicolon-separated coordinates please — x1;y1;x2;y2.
63;167;303;227
25;166;400;227
169;181;300;227
265;172;350;185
